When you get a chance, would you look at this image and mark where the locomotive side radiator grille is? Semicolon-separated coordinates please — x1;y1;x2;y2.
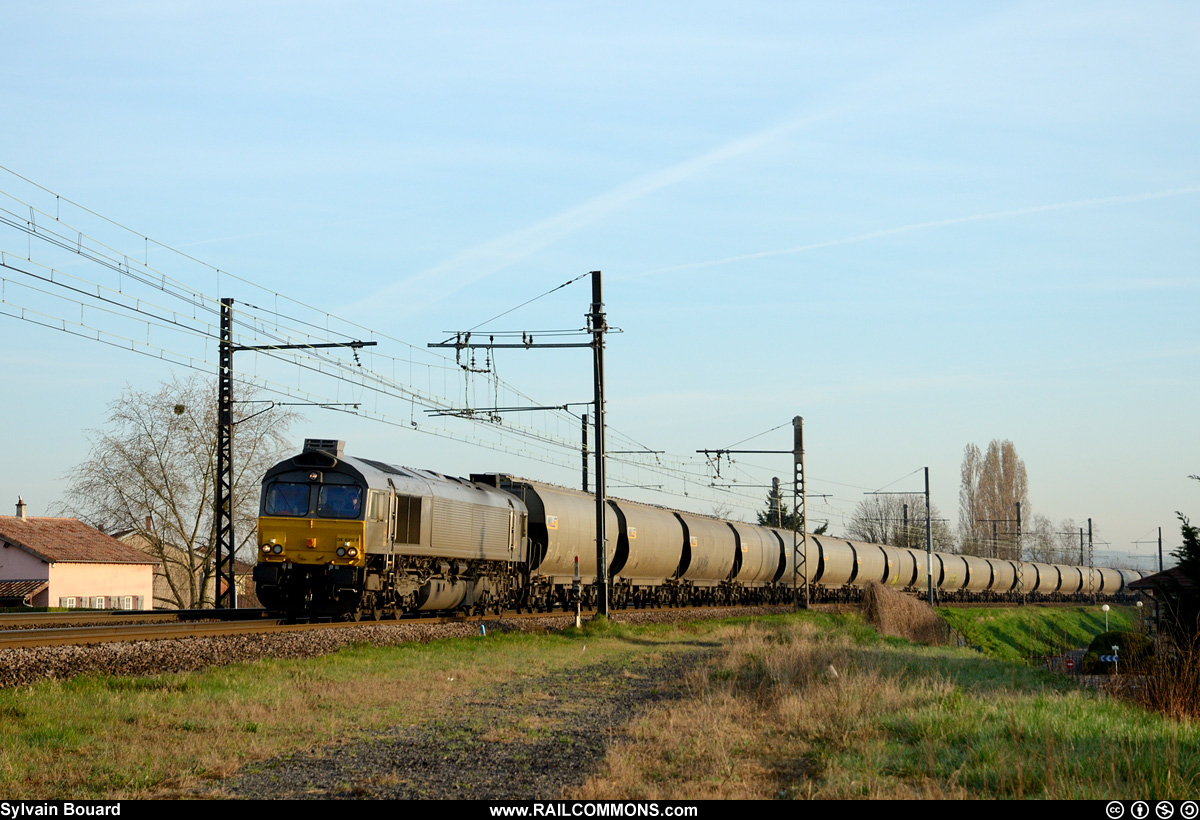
431;498;516;560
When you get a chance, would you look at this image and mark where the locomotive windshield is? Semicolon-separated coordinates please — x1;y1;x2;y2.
264;482;310;517
317;485;363;519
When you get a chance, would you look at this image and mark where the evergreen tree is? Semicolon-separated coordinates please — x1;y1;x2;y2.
1162;475;1200;638
1173;513;1200;583
755;480;828;532
756;483;798;529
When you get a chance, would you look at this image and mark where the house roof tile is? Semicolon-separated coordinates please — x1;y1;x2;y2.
0;517;159;565
0;580;48;600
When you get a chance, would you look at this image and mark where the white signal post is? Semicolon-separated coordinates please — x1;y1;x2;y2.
573;555;582;629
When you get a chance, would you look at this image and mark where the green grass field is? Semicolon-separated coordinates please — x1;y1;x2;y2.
937;604;1140;663
1;608;1193;800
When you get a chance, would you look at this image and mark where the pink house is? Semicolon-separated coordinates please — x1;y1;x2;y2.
0;499;157;609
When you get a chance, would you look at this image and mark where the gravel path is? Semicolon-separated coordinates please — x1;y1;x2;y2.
212;648;710;800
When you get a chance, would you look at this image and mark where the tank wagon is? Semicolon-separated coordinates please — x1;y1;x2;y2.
254;440;1145;620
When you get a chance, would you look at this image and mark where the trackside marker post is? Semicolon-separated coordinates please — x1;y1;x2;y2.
574;556;582;629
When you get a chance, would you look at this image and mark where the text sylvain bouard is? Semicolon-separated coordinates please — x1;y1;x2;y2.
1;805;120;817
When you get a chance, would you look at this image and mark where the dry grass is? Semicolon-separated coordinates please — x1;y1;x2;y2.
1134;634;1200;720
862;582;948;645
573;618;965;800
572;614;1200;800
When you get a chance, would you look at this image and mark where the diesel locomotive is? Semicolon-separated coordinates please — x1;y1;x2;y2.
253;439;1145;620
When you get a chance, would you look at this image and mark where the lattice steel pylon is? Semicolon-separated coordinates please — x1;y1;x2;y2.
214;299;376;609
792;416;809;608
215;299;236;608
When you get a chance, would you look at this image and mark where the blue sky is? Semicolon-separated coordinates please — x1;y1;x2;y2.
2;1;1197;569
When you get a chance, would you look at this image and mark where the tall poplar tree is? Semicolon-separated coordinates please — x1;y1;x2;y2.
958;439;1030;557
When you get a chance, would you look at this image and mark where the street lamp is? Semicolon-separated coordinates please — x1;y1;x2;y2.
1102;603;1110;632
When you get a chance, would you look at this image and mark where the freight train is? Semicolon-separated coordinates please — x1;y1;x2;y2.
252;439;1145;620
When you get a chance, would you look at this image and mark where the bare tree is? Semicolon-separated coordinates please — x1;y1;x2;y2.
847;494;954;552
1056;518;1089;564
55;374;298;608
709;502;739;522
1023;513;1057;562
958;439;1029;558
1011;511;1100;564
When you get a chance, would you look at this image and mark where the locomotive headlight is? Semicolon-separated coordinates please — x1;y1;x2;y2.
272;544;283;554
336;547;347;557
348;548;358;558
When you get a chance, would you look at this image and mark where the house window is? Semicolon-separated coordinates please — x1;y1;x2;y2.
62;597;77;609
122;596;133;610
92;596;106;609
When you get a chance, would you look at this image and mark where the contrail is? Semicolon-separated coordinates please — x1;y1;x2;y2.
344;108;849;318
626;185;1200;279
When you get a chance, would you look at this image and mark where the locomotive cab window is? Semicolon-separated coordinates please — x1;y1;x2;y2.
265;482;311;517
317;485;363;519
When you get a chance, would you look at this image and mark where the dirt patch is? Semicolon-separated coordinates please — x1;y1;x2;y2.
198;650;712;800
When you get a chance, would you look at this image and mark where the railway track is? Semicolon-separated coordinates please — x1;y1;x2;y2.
0;594;1114;649
0;604;753;649
0;607;269;630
